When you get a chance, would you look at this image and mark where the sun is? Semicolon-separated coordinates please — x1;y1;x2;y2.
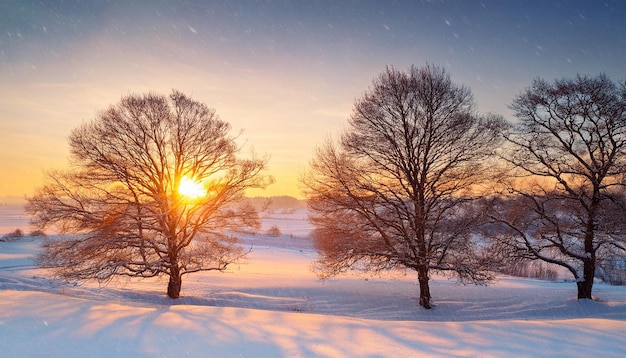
178;177;207;200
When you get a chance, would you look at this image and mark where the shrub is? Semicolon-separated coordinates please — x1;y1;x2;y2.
265;225;282;237
1;229;24;241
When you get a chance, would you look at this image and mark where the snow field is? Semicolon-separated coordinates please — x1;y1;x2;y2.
0;209;625;357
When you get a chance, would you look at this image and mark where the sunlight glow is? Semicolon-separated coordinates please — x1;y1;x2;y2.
178;177;207;200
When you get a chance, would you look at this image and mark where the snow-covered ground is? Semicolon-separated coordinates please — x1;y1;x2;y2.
1;207;626;357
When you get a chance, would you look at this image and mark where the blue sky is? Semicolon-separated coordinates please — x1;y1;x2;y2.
1;0;625;198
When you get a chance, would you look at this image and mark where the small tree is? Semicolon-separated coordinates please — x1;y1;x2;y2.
26;91;271;298
491;74;626;299
265;225;282;237
302;65;504;309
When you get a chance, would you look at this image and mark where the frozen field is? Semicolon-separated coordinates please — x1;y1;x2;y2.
1;208;625;357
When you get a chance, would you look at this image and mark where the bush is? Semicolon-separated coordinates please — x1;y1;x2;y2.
265;225;282;237
1;229;24;241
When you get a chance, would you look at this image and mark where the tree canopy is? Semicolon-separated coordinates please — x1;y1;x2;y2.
27;90;272;298
302;65;504;308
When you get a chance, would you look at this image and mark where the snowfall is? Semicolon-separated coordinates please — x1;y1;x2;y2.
1;205;625;357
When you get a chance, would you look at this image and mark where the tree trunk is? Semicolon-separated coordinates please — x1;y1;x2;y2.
417;266;432;309
166;226;182;299
578;212;596;300
167;244;183;298
577;257;595;300
167;264;182;299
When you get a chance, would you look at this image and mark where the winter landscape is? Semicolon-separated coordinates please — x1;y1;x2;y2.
3;2;626;357
1;204;625;357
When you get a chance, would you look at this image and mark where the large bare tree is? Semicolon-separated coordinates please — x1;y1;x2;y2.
491;74;626;299
302;65;504;309
26;91;271;298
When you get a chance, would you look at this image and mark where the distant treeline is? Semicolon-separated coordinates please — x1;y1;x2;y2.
0;196;26;206
246;196;306;212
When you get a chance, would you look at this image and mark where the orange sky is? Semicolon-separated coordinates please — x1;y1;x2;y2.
0;38;358;200
1;1;625;201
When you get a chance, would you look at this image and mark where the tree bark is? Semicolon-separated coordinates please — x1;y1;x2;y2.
167;246;182;299
167;267;182;299
577;258;595;300
417;266;432;309
578;210;596;300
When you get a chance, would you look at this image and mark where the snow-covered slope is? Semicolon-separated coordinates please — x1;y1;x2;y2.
1;210;625;357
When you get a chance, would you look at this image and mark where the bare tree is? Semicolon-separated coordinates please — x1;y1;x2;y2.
26;91;272;298
491;74;626;299
302;65;504;309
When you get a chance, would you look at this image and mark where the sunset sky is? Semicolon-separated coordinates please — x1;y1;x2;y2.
1;0;625;200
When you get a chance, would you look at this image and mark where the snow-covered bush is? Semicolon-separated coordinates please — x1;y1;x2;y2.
1;229;24;241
